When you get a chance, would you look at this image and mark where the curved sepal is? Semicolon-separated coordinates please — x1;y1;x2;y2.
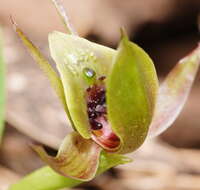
11;19;72;123
148;45;200;137
107;31;159;154
49;31;115;139
33;132;102;181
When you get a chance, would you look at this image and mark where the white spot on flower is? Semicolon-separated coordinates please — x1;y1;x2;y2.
67;53;78;65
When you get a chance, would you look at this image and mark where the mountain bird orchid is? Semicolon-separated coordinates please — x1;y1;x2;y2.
11;0;200;184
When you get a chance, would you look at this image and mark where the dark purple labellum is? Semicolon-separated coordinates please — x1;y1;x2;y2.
86;76;120;151
87;84;106;130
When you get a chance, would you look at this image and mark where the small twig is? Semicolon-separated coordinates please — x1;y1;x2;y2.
51;0;78;35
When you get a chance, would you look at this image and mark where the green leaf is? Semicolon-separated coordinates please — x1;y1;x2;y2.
9;151;130;190
11;20;73;125
33;132;102;181
49;31;115;139
148;45;200;137
0;29;5;143
107;32;159;154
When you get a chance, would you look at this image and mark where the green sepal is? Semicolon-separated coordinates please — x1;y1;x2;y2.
107;31;159;154
11;20;74;126
33;131;131;181
49;31;115;139
33;131;102;181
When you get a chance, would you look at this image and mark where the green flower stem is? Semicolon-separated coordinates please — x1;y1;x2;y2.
9;166;82;190
9;152;130;190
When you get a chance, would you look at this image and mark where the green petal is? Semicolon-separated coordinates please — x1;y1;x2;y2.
33;132;102;181
107;32;159;154
148;44;200;137
11;20;72;124
49;31;115;139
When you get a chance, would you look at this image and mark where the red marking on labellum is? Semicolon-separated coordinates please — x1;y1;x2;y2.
92;116;120;149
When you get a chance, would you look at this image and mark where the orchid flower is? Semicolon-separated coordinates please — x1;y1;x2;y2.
11;0;200;183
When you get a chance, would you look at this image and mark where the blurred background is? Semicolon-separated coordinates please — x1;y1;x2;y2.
0;0;200;189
